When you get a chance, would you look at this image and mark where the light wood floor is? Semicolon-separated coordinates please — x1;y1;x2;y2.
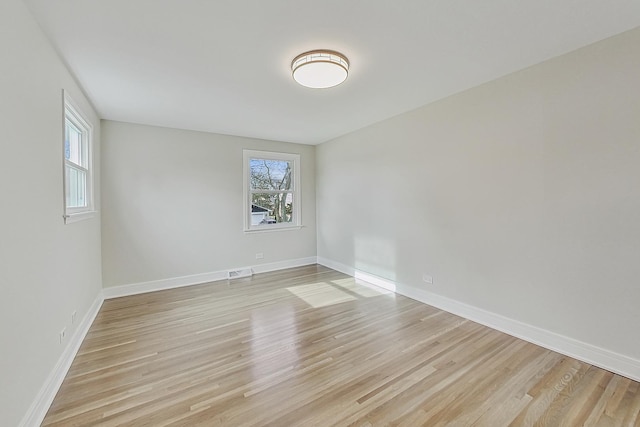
43;265;640;426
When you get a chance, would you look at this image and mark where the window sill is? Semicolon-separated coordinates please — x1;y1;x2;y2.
244;225;303;234
64;210;96;224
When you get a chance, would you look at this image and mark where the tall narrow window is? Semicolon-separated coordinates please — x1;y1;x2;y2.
63;92;94;223
243;150;301;231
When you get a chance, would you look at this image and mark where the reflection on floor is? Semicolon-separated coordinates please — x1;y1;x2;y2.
42;264;640;426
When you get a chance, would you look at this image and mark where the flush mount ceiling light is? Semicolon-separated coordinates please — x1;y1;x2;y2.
291;50;349;89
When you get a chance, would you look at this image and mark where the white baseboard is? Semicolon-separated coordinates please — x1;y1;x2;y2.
19;294;104;427
103;256;318;299
252;256;318;274
103;270;229;299
317;256;640;382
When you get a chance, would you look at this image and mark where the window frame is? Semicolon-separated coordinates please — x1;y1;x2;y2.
63;91;95;224
243;149;301;232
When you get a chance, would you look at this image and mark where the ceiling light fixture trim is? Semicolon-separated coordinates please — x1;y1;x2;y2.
291;50;349;89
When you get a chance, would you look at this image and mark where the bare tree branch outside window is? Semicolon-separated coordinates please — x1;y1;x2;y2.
250;159;293;224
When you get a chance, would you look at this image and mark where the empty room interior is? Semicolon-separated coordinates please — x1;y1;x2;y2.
3;0;640;426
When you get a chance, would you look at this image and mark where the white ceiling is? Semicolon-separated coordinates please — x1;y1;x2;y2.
24;0;640;145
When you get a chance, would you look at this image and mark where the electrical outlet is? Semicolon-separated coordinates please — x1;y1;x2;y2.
71;310;77;324
60;328;66;344
422;274;433;284
255;253;264;259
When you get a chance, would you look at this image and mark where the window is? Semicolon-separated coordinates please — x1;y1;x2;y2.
243;150;301;231
63;91;94;223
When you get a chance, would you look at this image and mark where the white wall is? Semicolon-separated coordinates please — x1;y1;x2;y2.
101;121;316;288
0;1;102;426
317;28;640;362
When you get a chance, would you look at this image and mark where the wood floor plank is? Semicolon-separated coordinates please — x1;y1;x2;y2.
41;265;640;426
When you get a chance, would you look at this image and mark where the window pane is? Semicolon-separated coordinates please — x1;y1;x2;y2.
251;192;293;224
65;119;83;166
250;159;292;191
66;164;87;208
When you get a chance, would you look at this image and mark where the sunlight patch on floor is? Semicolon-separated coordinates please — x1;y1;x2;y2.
287;278;392;308
286;282;357;308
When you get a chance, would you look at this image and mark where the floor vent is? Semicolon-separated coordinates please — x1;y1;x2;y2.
227;268;253;280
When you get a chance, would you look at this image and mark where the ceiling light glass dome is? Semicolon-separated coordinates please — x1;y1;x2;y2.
291;50;349;89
